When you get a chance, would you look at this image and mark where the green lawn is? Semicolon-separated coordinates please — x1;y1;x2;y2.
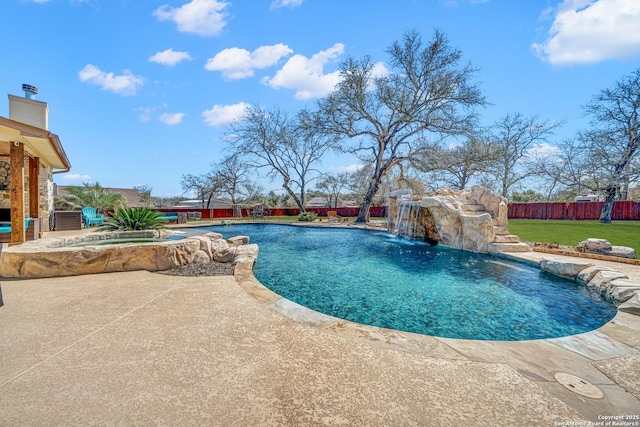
508;219;640;255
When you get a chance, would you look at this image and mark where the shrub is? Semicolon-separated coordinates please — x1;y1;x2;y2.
297;212;318;222
102;207;167;231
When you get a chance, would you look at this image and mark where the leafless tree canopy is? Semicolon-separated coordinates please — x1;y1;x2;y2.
581;68;640;222
486;112;562;198
211;154;262;205
412;135;497;190
180;173;220;208
316;29;485;222
227;105;336;211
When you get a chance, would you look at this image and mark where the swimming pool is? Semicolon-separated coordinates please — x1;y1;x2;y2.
198;224;616;341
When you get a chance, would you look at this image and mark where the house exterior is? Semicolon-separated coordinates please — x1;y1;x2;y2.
0;86;71;244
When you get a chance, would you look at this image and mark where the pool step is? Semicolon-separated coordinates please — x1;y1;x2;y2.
488;242;532;253
493;226;510;235
493;234;521;243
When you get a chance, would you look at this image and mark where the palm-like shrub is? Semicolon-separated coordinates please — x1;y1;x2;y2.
55;183;128;213
102;208;167;231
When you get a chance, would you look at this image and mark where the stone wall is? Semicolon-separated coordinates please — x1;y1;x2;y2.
0;230;258;279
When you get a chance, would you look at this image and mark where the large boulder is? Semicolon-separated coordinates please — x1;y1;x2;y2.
459;213;495;253
539;258;593;280
576;238;636;259
586;270;628;294
577;238;612;252
606;279;640;303
618;292;640;315
609;246;636;259
576;265;615;285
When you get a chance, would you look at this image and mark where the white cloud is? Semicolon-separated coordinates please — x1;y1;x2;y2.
202;102;250;127
62;173;93;182
532;0;640;64
148;48;192;66
270;0;303;9
524;142;562;160
153;0;229;36
262;43;344;99
329;163;362;173
205;44;293;79
78;64;144;96
159;112;185;125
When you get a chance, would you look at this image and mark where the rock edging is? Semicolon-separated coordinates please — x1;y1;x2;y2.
0;230;258;279
539;258;640;316
533;247;640;265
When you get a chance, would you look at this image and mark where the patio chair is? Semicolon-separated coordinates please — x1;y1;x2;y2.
81;207;105;228
252;204;265;220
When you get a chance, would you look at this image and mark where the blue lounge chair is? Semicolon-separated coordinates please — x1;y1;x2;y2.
0;218;33;235
81;207;104;228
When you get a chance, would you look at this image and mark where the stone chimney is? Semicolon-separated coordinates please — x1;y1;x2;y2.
8;84;48;130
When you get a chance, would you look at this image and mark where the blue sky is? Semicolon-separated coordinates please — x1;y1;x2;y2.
1;0;640;197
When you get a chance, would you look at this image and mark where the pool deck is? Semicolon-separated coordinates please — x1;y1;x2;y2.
0;224;639;426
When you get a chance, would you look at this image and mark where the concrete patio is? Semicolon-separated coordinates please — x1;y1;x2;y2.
0;230;639;426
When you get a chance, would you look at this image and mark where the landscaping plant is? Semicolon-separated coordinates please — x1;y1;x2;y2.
102;207;167;231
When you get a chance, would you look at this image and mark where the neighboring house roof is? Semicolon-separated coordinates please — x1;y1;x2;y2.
305;197;329;207
305;197;360;208
55;185;143;207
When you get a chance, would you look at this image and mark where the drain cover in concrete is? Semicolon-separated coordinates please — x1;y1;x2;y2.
554;372;604;399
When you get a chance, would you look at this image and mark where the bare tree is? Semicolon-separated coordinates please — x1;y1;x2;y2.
134;184;154;207
316;172;350;208
316;29;485;223
412;135;496;190
530;138;598;200
180;173;220;208
211;154;261;204
228;105;336;212
487;112;562;198
580;68;640;223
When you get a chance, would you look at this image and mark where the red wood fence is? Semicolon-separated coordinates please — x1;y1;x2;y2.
157;206;387;219
508;201;640;220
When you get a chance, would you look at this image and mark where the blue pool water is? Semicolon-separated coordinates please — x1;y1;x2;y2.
196;224;616;341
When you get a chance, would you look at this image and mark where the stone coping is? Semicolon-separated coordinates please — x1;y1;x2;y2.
233;253;640;418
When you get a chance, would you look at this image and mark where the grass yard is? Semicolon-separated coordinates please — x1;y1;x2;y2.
508;219;640;256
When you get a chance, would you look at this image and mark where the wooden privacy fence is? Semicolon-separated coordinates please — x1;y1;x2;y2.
157;206;387;220
508;201;640;220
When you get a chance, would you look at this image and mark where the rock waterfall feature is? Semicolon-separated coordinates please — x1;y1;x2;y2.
388;186;531;254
